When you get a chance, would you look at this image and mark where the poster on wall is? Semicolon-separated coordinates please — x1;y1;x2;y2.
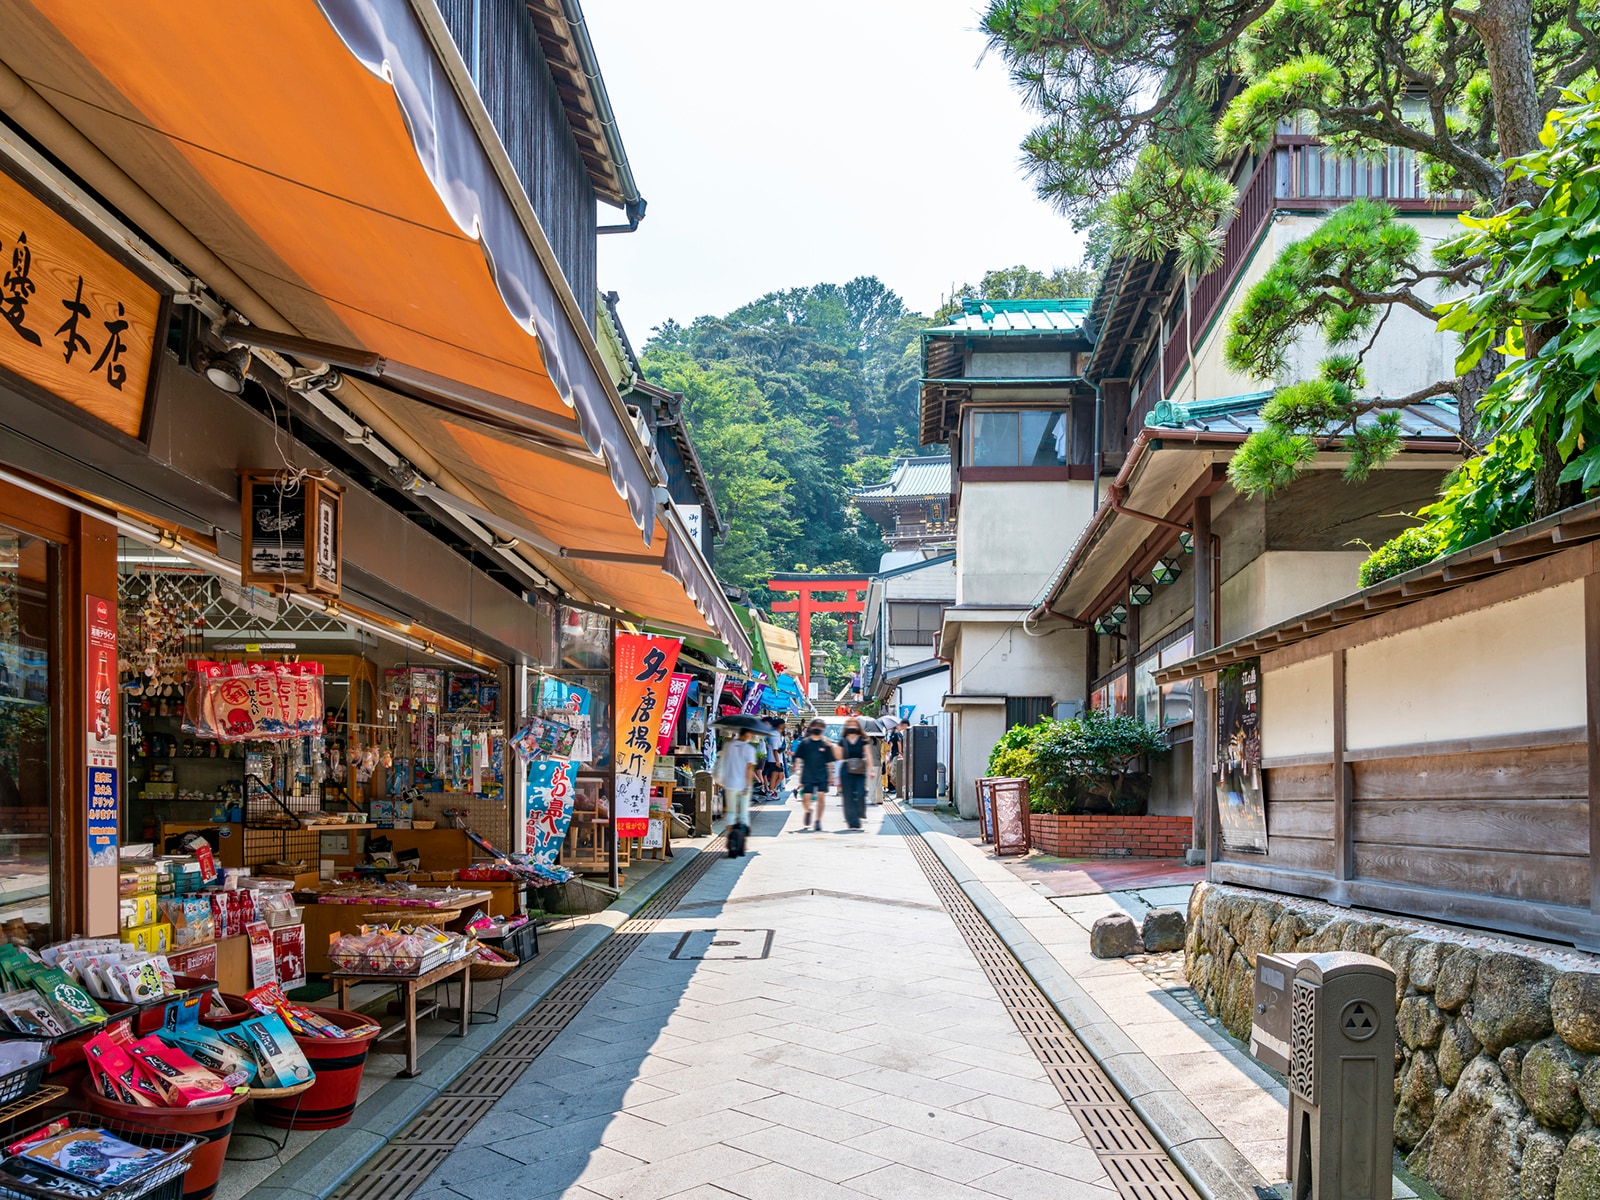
85;595;119;868
1216;658;1268;854
614;634;683;838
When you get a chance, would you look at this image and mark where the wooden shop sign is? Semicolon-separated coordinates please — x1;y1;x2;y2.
0;166;163;440
239;470;344;597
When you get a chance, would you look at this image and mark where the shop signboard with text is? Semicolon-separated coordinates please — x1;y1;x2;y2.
614;634;682;839
656;673;692;755
85;595;118;868
0;167;163;441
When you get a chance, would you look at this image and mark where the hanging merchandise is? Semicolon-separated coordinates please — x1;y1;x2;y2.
538;677;593;763
183;660;325;742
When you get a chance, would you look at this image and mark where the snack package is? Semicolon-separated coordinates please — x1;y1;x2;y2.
83;1032;161;1107
158;897;215;949
160;992;257;1085
128;1036;233;1106
0;991;68;1037
240;1013;313;1087
28;968;108;1026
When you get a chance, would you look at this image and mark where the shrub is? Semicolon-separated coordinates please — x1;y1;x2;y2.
986;710;1167;815
1358;525;1445;587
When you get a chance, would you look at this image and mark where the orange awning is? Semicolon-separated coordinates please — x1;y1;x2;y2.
3;0;749;662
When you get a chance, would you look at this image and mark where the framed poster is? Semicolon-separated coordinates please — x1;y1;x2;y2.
1216;659;1268;853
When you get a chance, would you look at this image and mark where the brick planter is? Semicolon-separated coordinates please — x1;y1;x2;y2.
1028;813;1192;859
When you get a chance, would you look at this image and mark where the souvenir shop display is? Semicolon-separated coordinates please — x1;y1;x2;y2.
0;1112;200;1200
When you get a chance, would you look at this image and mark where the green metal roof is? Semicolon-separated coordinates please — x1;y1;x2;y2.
923;297;1092;338
1146;392;1460;439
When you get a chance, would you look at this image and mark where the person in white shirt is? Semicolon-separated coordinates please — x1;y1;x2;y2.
714;729;757;855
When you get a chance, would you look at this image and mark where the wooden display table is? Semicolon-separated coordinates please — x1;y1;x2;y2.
296;890;492;974
330;957;470;1077
407;877;519;918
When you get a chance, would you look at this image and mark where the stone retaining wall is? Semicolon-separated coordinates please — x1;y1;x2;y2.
1185;881;1600;1200
1029;813;1191;859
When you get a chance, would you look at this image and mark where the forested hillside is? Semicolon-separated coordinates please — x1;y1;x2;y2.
640;266;1099;599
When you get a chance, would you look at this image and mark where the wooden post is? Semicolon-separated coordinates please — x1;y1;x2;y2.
1085;622;1098;711
608;622;619;891
1586;573;1600;914
1332;648;1352;882
1191;496;1213;852
1124;595;1140;718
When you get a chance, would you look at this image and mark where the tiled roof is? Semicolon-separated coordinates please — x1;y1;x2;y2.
852;455;952;501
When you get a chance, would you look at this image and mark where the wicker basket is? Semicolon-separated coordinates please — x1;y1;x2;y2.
469;956;518;981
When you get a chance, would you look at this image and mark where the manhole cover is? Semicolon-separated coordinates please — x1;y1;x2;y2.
670;929;774;960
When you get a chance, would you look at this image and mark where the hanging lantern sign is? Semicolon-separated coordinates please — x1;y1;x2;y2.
1129;580;1155;606
1095;604;1128;634
240;471;343;598
1150;557;1182;586
1178;531;1194;554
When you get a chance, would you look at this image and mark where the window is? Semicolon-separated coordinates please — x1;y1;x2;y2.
888;602;945;647
1006;696;1053;730
964;409;1068;468
1159;634;1195;728
0;524;57;945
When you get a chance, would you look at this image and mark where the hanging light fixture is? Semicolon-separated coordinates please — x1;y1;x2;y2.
204;345;251;395
1150;557;1182;586
1129;580;1155;606
1094;604;1128;634
1178;531;1194;554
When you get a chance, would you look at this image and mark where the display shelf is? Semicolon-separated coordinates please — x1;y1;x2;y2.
0;1084;66;1128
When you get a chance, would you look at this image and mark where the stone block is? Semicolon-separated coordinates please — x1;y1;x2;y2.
1089;912;1140;959
1435;948;1482;1012
1438;1017;1481;1089
1555;1128;1600;1200
1469;954;1556;1054
1407;1057;1524;1200
1521;1121;1566;1200
1519;1039;1587;1132
1579;1058;1600;1125
1141;907;1186;953
1399;994;1446;1050
1551;973;1600;1054
1409;940;1456;993
1396;1050;1441;1150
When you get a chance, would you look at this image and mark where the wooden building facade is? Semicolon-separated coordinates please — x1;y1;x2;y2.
1156;499;1600;950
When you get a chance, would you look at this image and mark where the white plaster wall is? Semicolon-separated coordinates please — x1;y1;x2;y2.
1262;655;1335;759
1220;550;1369;644
1179;214;1464;405
1344;580;1584;751
955;481;1095;606
950;703;1006;820
953;620;1084;701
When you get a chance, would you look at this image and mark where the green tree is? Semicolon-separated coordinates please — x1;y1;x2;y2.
983;0;1600;518
1359;87;1600;580
934;263;1102;323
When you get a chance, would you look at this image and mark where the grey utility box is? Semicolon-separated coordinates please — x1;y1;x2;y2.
691;770;715;836
1252;951;1395;1200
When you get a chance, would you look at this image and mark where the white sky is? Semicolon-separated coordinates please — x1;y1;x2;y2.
586;0;1087;343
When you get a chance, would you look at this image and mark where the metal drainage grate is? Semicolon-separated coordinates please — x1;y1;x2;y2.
335;831;728;1200
885;805;1198;1200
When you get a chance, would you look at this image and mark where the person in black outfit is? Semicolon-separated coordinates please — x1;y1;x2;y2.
837;718;874;830
790;720;839;831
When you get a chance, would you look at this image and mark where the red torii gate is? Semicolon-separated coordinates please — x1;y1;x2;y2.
768;573;870;695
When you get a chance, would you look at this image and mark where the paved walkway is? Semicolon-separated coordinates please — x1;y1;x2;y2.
411;798;1121;1200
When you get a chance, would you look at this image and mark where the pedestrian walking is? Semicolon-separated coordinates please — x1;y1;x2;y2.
888;718;911;796
790;719;839;831
838;718;875;830
714;727;757;857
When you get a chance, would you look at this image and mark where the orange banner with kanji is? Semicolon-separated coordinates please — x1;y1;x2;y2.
613;633;682;838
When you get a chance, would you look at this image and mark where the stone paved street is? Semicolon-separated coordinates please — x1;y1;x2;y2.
412;798;1120;1200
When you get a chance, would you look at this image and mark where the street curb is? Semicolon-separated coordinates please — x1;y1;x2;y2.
898;807;1270;1200
239;845;708;1200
